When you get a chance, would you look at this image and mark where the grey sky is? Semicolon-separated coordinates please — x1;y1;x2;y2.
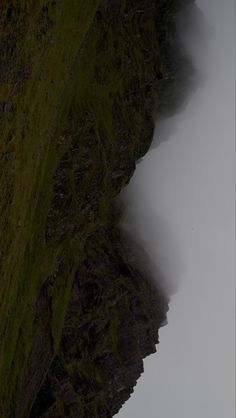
118;1;235;417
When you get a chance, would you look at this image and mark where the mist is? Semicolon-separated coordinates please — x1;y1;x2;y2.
118;1;235;417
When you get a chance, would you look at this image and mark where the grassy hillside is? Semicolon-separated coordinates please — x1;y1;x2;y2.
0;2;102;415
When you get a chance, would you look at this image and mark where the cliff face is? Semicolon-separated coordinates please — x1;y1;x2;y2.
0;0;194;417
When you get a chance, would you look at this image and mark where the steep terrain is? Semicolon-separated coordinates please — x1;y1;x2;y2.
0;1;194;417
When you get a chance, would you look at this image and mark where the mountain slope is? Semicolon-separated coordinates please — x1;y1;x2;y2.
0;1;194;416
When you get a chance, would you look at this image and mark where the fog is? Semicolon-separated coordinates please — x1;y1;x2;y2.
118;1;235;417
